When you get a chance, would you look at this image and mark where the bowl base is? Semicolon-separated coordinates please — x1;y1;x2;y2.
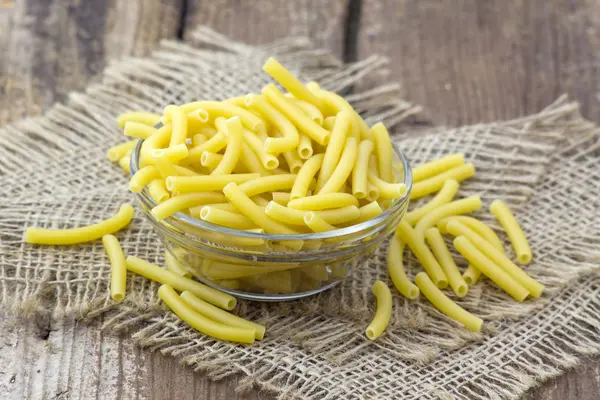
200;279;342;302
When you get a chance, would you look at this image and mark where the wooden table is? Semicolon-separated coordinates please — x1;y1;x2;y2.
1;1;599;398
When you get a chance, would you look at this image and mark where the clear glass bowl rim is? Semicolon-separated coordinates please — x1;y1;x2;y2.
130;137;412;242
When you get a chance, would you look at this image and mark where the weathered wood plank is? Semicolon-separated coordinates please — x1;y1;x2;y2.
358;0;600;126
0;0;182;125
185;0;350;58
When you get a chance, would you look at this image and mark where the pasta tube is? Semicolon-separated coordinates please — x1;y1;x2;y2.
201;151;223;169
158;285;253;343
414;196;481;239
185;132;228;164
490;200;532;265
262;57;324;110
425;228;468;297
102;234;127;302
178;101;265;134
453;237;529;301
164;105;188;146
126;256;236;310
318;137;358;195
281;145;304;174
352;140;374;199
147;179;170;204
108;139;138;162
211;117;243;175
240;142;272;176
124;121;158;139
140;124;171;166
153;150;179;180
446;221;543;298
410;163;475;200
192;133;208;147
266;202;359;226
404;179;459;225
151;192;226;221
304;212;336;232
129;166;160;193
262;84;329;145
245;94;299;153
367;173;407;199
366;183;380;202
241;128;279;170
412;153;465;182
238;174;297;197
287;97;325;126
117;111;161;128
298;134;313;160
316;110;352;190
204;262;294;280
165;251;191;278
415;272;483;332
365;281;392;340
118;155;131;174
272;192;291;205
25;204;134;245
165;173;260;193
315;90;371;140
395;220;448;289
371;122;394;182
291;153;324;200
437;216;504;252
323;116;336;130
352;201;383;224
199;206;256;230
181;291;266;340
387;234;420;299
288;193;359;210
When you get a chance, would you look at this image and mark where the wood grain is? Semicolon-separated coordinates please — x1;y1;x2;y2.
0;0;182;125
358;0;600;126
185;0;350;58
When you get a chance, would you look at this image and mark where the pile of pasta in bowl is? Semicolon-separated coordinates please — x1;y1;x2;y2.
23;58;542;344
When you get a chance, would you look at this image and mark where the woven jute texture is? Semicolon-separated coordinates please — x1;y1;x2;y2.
1;27;600;399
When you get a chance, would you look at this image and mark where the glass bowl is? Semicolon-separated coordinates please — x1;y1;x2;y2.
130;139;412;301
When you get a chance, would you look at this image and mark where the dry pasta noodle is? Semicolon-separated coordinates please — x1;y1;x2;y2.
240;127;279;170
414;196;482;239
25;204;135;245
126;256;236;310
415;272;483;332
490;200;532;265
291;153;324;200
117;111;161;128
118;155;131;174
412;153;465;182
129;165;160;193
371;122;394;182
365;281;392;340
446;220;543;298
102;234;127;302
147;179;170;204
318;137;359;195
262;57;324;110
165;173;260;193
297;133;313;160
199;206;256;230
404;179;459;225
185;131;228;163
271;192;291;205
201;151;223;169
387;234;420;299
424;227;468;298
124;121;158;139
108;139;138;162
351;201;383;224
352;140;374;199
180;291;266;340
165;250;192;278
288;193;359;210
395;220;448;289
211;117;243;175
265;201;359;226
304;212;336;232
178;100;266;134
238;174;297;197
410;163;475;200
164;104;188;146
151;192;226;221
316;110;353;191
367;172;407;199
313;89;372;140
438;216;504;252
245;94;299;153
158;285;254;343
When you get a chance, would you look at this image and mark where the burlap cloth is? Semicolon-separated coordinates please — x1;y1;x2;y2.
1;27;600;399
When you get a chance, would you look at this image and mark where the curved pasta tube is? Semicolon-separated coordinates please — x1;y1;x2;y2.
415;272;483;332
108;139;138;162
365;281;392;340
201;151;223;169
124;121;158;139
185;132;228;164
158;285;253;343
266;202;359;226
180;291;266;340
140;124;171;166
291;153;324;200
238;174;297;197
153;149;179;179
352;140;374;199
290;99;324;125
314;90;372;140
297;134;313;160
240;142;271;176
178;101;266;134
446;221;543;298
318;137;358;195
387;235;420;299
190;202;239;217
102;234;127;302
147;179;170;204
490;200;532;265
151;192;226;221
371;122;394;182
316;110;352;190
243;270;295;293
271;192;290;205
25;204;134;245
438;216;504;253
192;133;208;147
410;163;475;200
367;173;407;199
199;206;256;230
462;266;482;286
323;116;336;130
117;111;161;128
165;251;191;278
414;196;482;239
425;228;468;298
366;182;380;202
127;256;236;310
405;179;459;225
241;128;279;170
165;173;260;193
118;155;131;174
304;212;336;232
412;153;465;182
352;201;383;224
245;94;299;153
395;220;448;289
453;237;529;302
318;206;361;225
281;145;304;174
164;105;188;146
211;117;243;175
288;193;359;210
263;57;325;109
203;261;294;280
262;84;330;145
129;166;161;193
